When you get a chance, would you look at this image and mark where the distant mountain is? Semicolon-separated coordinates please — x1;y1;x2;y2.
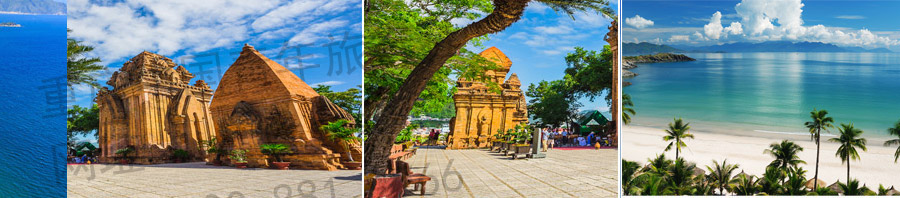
623;42;688;55
0;0;66;15
625;41;894;54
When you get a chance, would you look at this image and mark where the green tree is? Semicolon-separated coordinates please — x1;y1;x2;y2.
706;159;739;195
829;123;867;183
764;140;806;175
783;166;808;195
804;108;833;190
259;144;291;163
313;85;363;124
363;0;615;175
663;118;693;160
667;157;697;195
731;173;759;195
622;159;641;195
526;80;580;127
622;94;635;124
321;119;361;162
67;104;99;151
67;29;105;88
838;179;864;195
885;119;900;163
563;46;614;101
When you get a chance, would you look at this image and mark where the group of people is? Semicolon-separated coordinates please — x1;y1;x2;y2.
70;154;96;164
539;128;612;151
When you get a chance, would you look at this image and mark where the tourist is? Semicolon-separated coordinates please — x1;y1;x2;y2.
541;128;549;152
587;132;595;146
560;129;568;146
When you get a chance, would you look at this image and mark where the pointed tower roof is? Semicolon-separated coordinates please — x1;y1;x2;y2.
478;47;512;70
210;44;320;110
505;73;521;87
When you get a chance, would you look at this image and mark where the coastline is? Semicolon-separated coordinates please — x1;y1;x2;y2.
623;124;900;187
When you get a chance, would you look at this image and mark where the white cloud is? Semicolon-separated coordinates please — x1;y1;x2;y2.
310;80;344;87
835;15;865;20
668;35;691;43
288;19;349;44
724;22;743;35
692;31;707;40
67;0;359;64
534;25;574;34
703;11;725;40
626;15;654;29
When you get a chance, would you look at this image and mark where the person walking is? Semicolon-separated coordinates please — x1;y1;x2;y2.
541;128;549;152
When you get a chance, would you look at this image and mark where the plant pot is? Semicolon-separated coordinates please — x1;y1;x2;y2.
515;144;531;155
506;143;516;155
343;161;362;170
272;162;291;170
119;159;128;165
213;160;223;166
234;162;248;169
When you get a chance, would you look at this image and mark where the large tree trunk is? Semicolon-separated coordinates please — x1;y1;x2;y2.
606;20;619;146
364;0;531;175
814;130;820;190
363;86;389;123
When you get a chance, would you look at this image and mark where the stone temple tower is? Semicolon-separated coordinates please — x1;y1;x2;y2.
209;44;360;170
447;47;529;149
96;51;216;164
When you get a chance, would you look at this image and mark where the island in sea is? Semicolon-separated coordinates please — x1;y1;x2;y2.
622;53;695;79
0;22;22;27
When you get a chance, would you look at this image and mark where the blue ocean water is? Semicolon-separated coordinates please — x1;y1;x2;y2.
0;14;66;197
626;53;900;139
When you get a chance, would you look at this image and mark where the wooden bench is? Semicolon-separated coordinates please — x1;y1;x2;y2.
396;160;431;195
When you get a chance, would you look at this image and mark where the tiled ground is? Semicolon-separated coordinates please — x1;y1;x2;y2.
402;147;619;198
66;162;362;198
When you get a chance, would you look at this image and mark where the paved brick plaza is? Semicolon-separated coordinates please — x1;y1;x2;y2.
402;147;618;198
66;162;362;198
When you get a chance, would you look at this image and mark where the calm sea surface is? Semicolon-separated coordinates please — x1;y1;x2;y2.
626;52;900;139
0;14;66;196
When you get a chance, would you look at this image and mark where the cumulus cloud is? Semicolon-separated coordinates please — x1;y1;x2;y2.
724;22;743;35
703;12;725;39
626;15;654;29
67;0;359;64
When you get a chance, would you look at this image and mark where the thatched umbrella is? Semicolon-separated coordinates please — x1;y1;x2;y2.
805;178;827;190
887;186;900;196
693;167;706;176
829;181;844;194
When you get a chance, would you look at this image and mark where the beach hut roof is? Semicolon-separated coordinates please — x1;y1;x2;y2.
887;186;900;196
805;178;827;190
829;182;844;194
692;167;706;176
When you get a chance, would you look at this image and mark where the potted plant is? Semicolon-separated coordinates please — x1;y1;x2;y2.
230;149;248;168
491;129;504;152
512;124;533;159
114;147;134;164
260;143;292;170
321;119;362;170
201;138;222;165
172;149;190;163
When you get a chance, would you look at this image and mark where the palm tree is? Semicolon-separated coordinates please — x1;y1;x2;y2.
829;123;867;183
364;0;615;175
764;140;806;172
783;166;808;195
706;159;739;195
885;119;900;163
622;159;641;195
804;108;833;190
667;158;696;195
67;29;105;88
321;119;361;162
759;166;783;195
622;94;636;124
838;179;864;195
664;118;694;160
730;173;759;195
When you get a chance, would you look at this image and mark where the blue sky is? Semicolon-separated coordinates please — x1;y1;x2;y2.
463;1;619;113
66;0;362;143
67;0;362;108
623;0;900;50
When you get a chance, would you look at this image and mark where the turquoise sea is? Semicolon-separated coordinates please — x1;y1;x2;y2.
0;14;66;197
625;52;900;140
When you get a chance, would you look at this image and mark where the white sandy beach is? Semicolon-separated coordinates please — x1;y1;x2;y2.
623;125;900;187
